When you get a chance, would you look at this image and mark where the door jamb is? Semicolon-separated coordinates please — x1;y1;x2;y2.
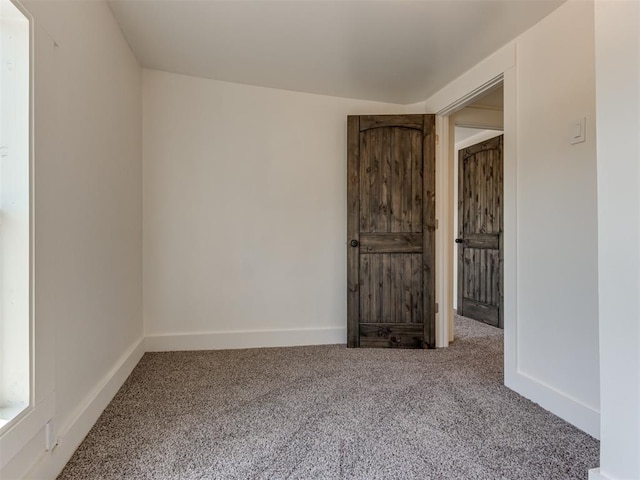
434;116;452;348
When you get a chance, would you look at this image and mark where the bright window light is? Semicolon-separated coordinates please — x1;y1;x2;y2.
0;0;30;429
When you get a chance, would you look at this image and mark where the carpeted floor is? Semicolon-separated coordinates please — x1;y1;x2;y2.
58;317;599;479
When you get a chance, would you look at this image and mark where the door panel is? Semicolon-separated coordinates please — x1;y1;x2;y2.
359;127;423;233
457;135;503;328
347;114;435;348
359;323;423;348
359;253;423;324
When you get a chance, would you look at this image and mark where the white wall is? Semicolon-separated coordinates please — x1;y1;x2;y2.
1;1;143;478
514;0;600;432
425;0;600;438
591;1;640;479
143;70;406;350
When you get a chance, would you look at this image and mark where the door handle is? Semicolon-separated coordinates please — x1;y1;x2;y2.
455;238;464;244
350;239;359;247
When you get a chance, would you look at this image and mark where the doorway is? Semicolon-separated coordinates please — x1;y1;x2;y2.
449;87;504;334
431;79;508;347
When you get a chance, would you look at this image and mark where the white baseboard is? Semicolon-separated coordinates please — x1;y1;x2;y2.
505;370;600;439
588;468;620;480
26;338;145;480
589;468;604;480
145;326;347;352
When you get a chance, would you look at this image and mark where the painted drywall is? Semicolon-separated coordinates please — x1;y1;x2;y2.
425;0;600;437
1;0;143;478
592;1;640;478
514;0;599;424
143;70;406;347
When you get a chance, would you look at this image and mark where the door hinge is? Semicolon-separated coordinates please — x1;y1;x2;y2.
436;134;440;145
435;219;439;230
435;303;439;314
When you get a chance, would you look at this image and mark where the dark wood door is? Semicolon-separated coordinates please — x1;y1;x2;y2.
347;115;436;348
457;135;503;328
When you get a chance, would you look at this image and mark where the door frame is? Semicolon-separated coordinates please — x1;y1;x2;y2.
426;44;517;387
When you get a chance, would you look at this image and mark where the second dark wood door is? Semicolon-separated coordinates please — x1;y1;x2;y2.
457;135;504;328
347;115;436;348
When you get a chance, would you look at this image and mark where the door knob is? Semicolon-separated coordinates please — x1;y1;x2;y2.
350;239;359;247
455;238;464;244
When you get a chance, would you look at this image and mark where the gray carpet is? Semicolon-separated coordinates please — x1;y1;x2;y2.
58;317;599;479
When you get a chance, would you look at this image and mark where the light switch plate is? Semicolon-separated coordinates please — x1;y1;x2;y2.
570;117;586;144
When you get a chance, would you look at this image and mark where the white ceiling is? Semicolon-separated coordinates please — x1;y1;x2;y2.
107;0;565;104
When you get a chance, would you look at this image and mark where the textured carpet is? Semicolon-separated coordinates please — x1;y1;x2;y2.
58;317;599;479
